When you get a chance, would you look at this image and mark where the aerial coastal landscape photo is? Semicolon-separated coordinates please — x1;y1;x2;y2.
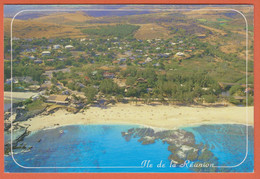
3;5;254;172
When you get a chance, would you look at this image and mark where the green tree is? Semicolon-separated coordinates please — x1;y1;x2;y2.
100;79;120;95
126;77;136;86
84;86;98;103
229;85;244;95
202;94;217;103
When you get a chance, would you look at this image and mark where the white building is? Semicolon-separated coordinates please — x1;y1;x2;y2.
53;45;61;49
176;52;185;56
42;51;51;56
29;56;36;60
145;57;153;63
65;45;74;49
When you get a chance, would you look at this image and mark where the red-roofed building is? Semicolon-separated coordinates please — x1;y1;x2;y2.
84;76;90;81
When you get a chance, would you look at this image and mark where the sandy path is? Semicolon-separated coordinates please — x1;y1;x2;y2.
4;92;39;100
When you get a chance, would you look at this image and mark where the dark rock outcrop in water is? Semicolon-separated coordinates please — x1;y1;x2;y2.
122;127;218;172
4;127;31;155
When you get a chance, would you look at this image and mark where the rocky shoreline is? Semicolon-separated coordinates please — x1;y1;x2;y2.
122;127;218;172
4;126;31;156
4;102;60;156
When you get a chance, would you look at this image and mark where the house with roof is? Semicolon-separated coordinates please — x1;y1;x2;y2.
197;34;206;38
46;95;69;105
76;82;86;88
47;59;54;62
34;60;43;64
62;90;70;95
176;52;185;56
124;51;133;56
28;85;41;91
153;63;160;67
145;57;153;63
245;87;254;93
138;61;146;65
103;72;115;79
31;94;40;101
92;71;98;76
117;58;126;63
112;60;120;64
42;51;51;56
65;45;74;49
53;45;61;49
5;78;19;85
136;78;147;83
158;53;170;58
185;50;193;53
29;56;36;60
84;76;90;81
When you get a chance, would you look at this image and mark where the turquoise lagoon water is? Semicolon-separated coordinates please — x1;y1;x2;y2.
4;124;254;173
182;124;254;172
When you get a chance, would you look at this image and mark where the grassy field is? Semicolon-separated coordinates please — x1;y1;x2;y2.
31;12;96;25
81;24;140;38
4;18;85;38
134;23;171;40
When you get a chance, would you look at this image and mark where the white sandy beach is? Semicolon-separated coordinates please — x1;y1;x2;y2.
17;104;254;132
